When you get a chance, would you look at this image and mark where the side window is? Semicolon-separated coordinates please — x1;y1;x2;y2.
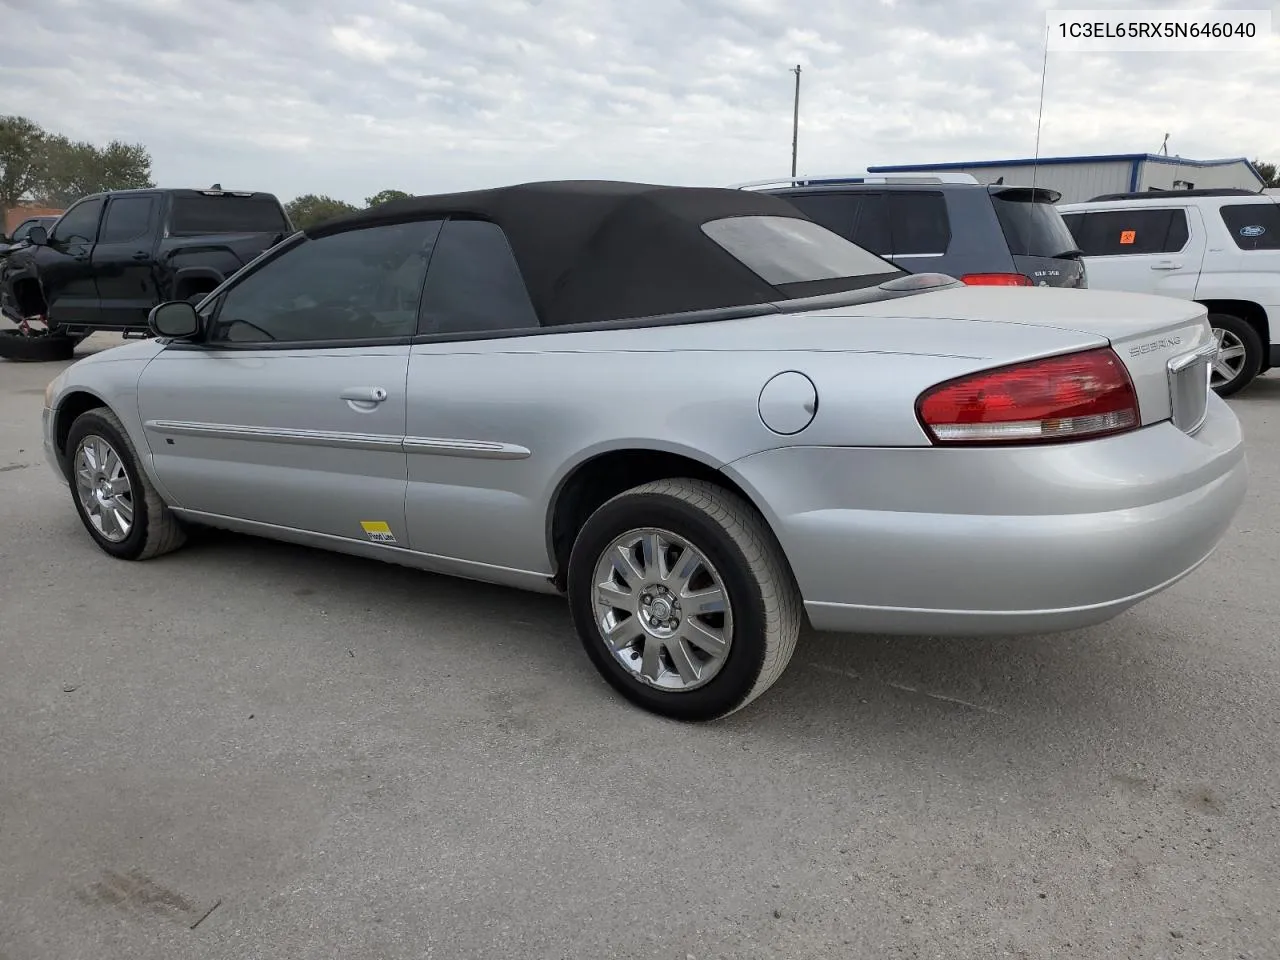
11;220;37;241
99;196;155;244
887;191;950;255
1061;212;1085;246
209;219;442;344
1070;209;1188;256
418;219;539;336
1219;203;1280;251
851;193;892;256
51;198;104;244
780;193;857;240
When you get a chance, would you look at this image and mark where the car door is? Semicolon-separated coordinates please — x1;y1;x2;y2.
403;218;551;579
1201;200;1280;308
37;197;106;325
136;218;442;546
1062;206;1206;300
91;193;161;329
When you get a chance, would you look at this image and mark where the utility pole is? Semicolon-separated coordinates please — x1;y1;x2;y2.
790;64;802;177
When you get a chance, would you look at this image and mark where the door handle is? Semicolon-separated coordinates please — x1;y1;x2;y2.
340;387;388;403
131;252;149;261
1150;261;1181;270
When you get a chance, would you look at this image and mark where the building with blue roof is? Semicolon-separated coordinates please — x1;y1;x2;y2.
867;154;1267;203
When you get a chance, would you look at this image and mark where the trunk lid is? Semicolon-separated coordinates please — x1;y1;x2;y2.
830;286;1215;430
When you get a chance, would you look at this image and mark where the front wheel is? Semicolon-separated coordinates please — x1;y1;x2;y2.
567;478;801;721
65;407;187;560
1208;313;1263;398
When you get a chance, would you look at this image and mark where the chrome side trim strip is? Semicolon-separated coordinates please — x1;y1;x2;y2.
403;436;532;460
145;420;532;460
144;420;403;452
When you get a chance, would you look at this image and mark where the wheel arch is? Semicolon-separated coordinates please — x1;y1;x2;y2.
169;267;225;300
1198;299;1271;371
52;389;111;474
544;443;790;592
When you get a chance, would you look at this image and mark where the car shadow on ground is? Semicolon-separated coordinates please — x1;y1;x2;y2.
172;524;1220;766
1231;371;1280;405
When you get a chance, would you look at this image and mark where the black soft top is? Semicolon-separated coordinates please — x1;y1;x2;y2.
309;180;896;327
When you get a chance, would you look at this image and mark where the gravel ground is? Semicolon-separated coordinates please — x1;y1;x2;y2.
2;334;1278;960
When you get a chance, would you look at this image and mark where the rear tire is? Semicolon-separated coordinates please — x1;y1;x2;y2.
567;478;801;721
65;407;187;560
0;329;75;362
1208;312;1263;398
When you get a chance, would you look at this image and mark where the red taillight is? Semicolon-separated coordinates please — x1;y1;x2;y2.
917;347;1140;445
960;273;1032;286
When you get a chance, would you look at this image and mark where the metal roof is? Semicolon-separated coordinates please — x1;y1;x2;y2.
869;155;1267;187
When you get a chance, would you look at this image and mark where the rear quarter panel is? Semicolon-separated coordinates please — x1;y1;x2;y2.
403;312;1105;576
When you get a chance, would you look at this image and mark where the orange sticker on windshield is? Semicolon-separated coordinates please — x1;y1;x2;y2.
1119;230;1136;244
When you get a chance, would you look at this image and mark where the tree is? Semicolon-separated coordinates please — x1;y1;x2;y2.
37;136;153;206
1253;159;1278;188
1;115;153;211
285;194;360;229
0;115;48;214
365;189;411;207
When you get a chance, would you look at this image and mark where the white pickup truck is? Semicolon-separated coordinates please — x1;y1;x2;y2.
1060;189;1279;396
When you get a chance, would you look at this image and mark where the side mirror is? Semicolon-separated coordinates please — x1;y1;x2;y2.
27;226;48;246
149;300;202;339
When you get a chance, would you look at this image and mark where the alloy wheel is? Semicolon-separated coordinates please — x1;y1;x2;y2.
1211;326;1248;388
74;435;134;543
591;527;733;692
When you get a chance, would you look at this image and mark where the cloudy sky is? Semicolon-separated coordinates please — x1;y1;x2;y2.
2;0;1277;204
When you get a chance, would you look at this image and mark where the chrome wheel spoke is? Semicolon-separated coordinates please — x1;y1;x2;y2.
99;505;120;538
639;638;664;682
669;547;704;596
682;617;728;658
681;585;725;616
640;532;668;582
114;497;134;525
611;544;645;588
666;638;702;685
604;615;643;651
1218;344;1246;362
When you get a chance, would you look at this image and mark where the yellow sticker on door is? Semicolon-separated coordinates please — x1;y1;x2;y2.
360;520;397;544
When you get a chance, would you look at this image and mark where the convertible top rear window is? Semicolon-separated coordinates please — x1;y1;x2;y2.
701;215;897;286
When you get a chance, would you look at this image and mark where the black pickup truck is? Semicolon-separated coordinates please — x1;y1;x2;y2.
0;187;293;360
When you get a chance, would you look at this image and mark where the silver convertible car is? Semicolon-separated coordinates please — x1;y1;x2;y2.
41;181;1247;720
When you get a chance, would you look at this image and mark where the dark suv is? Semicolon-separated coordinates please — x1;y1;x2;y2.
741;174;1087;289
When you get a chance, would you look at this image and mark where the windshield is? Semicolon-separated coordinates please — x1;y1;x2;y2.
701;215;902;288
169;195;290;236
991;192;1080;258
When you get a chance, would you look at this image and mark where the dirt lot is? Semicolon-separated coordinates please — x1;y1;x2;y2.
2;335;1278;959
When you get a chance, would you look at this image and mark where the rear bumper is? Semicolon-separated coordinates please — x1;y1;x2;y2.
724;394;1247;637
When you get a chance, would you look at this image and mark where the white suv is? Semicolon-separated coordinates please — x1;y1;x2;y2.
1059;189;1279;396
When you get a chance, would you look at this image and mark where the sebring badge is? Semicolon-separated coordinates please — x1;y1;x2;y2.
1129;335;1183;358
